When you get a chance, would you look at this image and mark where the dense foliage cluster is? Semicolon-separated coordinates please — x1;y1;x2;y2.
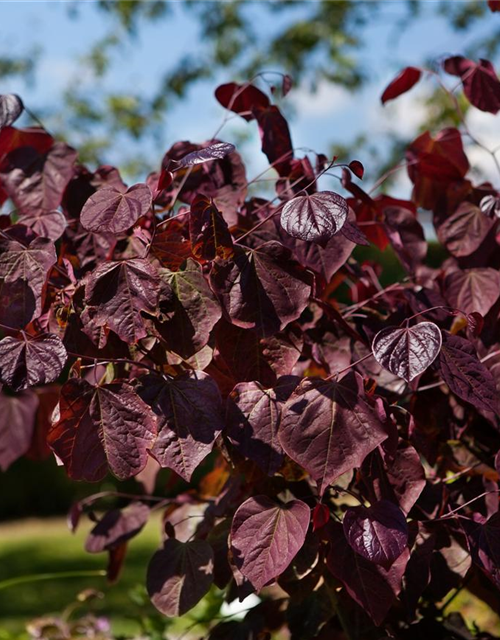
1;52;500;639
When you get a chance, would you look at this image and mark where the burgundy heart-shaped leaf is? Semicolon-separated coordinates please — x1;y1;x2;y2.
176;141;235;167
443;56;500;114
438;332;498;414
147;538;214;616
48;379;157;482
445;268;500;318
18;209;67;241
215;82;270;121
230;496;310;591
372;322;442;383
280;191;348;244
85;502;150;553
381;67;422;104
279;372;388;494
0;334;67;391
437;202;495;258
343;500;408;568
0;388;39;471
0;94;24;128
80;183;152;233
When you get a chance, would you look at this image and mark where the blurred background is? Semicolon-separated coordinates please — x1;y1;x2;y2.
1;1;500;637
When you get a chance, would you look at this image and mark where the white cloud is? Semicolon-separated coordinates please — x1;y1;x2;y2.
368;82;429;138
291;80;350;118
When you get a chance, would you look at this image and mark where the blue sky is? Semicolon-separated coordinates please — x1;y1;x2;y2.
1;1;499;191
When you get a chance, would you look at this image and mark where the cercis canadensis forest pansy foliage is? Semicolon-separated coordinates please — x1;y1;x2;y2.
2;52;500;638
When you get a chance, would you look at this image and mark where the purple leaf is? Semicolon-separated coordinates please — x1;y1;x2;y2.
0;334;67;391
280;191;348;245
48;379;157;482
147;538;214;616
0;388;38;471
372;322;442;383
326;522;409;626
176;141;235;167
80;183;152;233
85;502;150;553
469;512;500;588
445;268;500;317
230;496;310;591
279;371;388;494
210;241;312;337
383;205;427;272
189;194;234;261
343;500;408;568
438;332;498;414
18;209;67;241
138;371;224;481
82;258;160;345
437;202;495;258
0;94;24;128
443;57;500;114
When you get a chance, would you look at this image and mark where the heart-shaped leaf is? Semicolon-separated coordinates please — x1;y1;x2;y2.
445;268;500;317
372;322;442;383
437;202;495;258
0;334;67;391
343;500;408;568
230;496;310;591
80;183;152;233
0;94;24;128
280;191;348;244
176;142;235;167
85;502;150;553
147;538;214;616
18;209;67;241
443;56;500;114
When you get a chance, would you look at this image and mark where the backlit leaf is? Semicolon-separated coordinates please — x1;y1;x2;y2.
381;67;422;104
189;193;234;260
230;496;310;591
372;322;442;383
280;191;348;245
0;94;24;128
443;56;500;114
80;183;152;233
215;82;270;121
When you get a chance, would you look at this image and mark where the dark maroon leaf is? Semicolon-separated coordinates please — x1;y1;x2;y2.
177;142;235;167
381;67;422;104
18;209;66;241
230;496;310;591
349;160;364;179
341;218;370;245
443;56;500;114
469;512;500;588
0;94;24;128
215;82;270;121
383;205;427;272
47;378;157;481
488;0;500;11
466;311;484;337
226;379;296;476
210;241;312;337
312;504;330;531
0;226;56;324
343;500;408;569
155;259;221;358
85;502;150;553
189;193;234;260
372;322;442;383
138;371;224;481
80;183;152;233
438;332;498;414
445;268;500;317
280;191;348;244
82;258;160;345
147;538;214;616
326;522;409;626
0;334;67;391
0;388;38;471
279;372;388;495
437;202;495;258
255;106;293;176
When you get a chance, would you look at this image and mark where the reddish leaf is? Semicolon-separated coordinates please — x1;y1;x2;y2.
467;311;484;337
438;332;498;414
82;258;160;345
0;388;38;471
210;241;312;337
80;183;152;233
381;67;422;104
85;502;150;553
279;372;388;495
437;202;495;258
155;259;221;358
383;204;427;272
0;333;67;391
147;538;214;616
280;191;348;245
215;82;270;121
230;496;310;591
0;94;23;128
488;0;500;10
0;226;56;325
445;268;500;317
189;194;234;260
372;322;442;383
0;126;53;163
48;378;157;481
312;504;330;532
177;142;235;167
138;371;224;481
18;209;67;241
326;522;409;626
343;500;408;569
443;56;500;114
151;221;192;270
255;106;293;176
348;160;364;179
